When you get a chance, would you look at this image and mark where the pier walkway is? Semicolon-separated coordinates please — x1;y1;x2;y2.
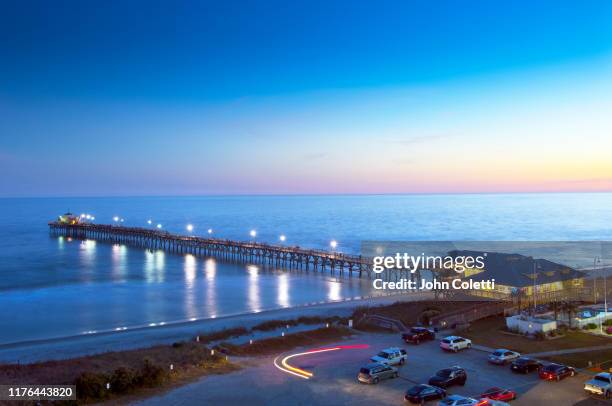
49;222;376;278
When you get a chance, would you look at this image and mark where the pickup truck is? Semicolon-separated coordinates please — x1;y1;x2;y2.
584;372;611;398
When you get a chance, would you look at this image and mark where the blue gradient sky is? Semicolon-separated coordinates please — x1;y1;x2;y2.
1;1;611;196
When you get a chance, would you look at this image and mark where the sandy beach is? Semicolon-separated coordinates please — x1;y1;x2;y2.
0;292;430;364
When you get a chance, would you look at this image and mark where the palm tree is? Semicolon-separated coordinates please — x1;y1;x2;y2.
552;300;560;324
562;301;579;329
512;288;526;314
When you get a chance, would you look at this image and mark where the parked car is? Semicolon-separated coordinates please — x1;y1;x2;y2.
402;327;436;344
510;357;543;374
357;362;399;384
404;384;446;404
480;387;517;401
438;395;481;405
488;349;520;365
428;366;467;388
440;336;472;352
539;363;576;381
370;347;407;366
584;372;612;398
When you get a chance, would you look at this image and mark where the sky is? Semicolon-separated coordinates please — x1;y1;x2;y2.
1;0;611;197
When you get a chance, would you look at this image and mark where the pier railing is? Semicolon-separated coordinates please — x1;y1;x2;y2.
49;222;376;278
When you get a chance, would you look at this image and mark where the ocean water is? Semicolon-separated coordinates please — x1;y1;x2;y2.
1;193;612;345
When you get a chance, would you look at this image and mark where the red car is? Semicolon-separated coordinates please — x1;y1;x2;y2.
480;387;517;401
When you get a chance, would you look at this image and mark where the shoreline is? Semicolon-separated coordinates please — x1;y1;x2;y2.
0;292;431;364
0;292;388;349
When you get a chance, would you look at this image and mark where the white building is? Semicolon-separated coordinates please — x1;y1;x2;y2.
506;315;557;334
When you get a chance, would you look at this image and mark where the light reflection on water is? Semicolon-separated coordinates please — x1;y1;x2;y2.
144;250;166;283
78;240;96;282
184;254;197;288
2;241;376;344
277;272;290;308
204;258;217;317
184;254;197;319
111;244;127;282
327;278;342;302
247;264;261;313
79;239;96;266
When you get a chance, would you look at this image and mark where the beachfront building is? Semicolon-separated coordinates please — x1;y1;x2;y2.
444;250;587;301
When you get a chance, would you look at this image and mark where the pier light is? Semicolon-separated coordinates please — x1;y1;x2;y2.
250;229;257;238
207;228;213;235
186;224;194;232
120;218;124;223
330;240;338;249
279;234;286;242
147;219;152;225
91;217;95;221
156;224;162;229
113;216;120;222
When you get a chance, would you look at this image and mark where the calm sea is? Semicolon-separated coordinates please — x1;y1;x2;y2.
1;193;611;345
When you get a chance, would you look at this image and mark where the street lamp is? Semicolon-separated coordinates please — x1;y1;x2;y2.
594;257;601;304
279;234;286;242
207;228;213;235
605;265;608;316
157;224;162;229
330;240;338;250
186;224;194;233
147;219;152;225
113;216;120;223
250;229;257;239
533;262;536;314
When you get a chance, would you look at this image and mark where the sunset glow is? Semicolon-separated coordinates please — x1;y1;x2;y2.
1;2;611;196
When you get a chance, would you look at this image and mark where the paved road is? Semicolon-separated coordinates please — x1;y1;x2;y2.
135;331;611;406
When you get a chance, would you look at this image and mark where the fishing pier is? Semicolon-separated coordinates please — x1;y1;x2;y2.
48;222;378;278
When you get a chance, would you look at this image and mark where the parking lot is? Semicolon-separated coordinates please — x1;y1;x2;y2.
137;331;611;406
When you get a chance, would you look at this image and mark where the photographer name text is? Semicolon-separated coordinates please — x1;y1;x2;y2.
373;277;495;290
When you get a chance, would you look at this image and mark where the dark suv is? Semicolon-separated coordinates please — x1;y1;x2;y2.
402;327;436;344
428;366;467;388
539;363;576;381
510;357;543;374
404;384;446;404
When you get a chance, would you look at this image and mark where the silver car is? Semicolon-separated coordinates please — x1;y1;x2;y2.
357;362;399;384
438;395;480;405
370;347;408;365
439;396;508;406
488;349;520;365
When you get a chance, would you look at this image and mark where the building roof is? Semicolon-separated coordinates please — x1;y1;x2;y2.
448;250;586;288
